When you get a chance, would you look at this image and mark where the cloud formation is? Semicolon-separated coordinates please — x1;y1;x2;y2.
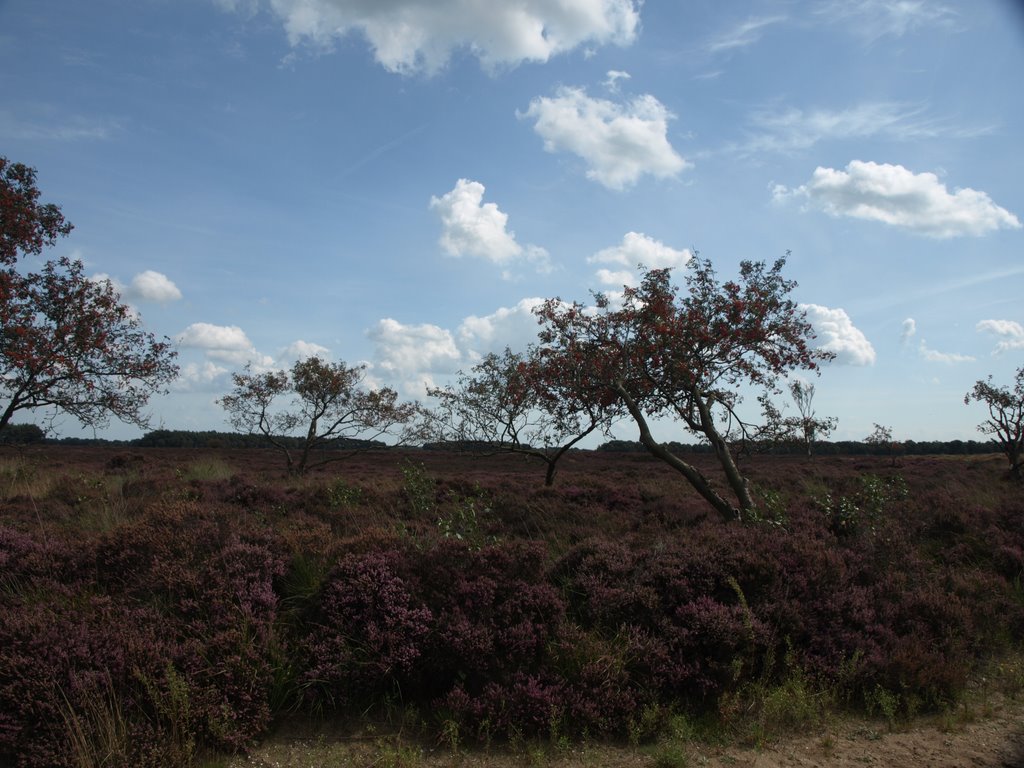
175;322;272;366
93;270;183;304
235;0;639;74
900;317;917;345
918;341;974;364
588;232;692;287
279;340;330;362
368;318;461;393
743;102;989;155
977;319;1024;354
815;0;958;42
800;304;876;366
773;161;1021;238
430;179;551;277
706;15;785;53
521;87;689;190
456;298;545;359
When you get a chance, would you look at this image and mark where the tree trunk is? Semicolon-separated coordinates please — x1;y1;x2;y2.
614;382;740;522
693;393;755;518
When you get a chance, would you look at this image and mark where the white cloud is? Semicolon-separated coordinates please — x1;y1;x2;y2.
900;317;917;345
774;161;1021;238
588;232;692;287
429;179;551;277
279;340;330;362
91;270;182;304
368;318;461;378
917;340;974;364
172;361;230;392
800;304;876;366
456;298;545;359
603;69;631;91
175;322;273;367
244;0;640;75
127;271;183;303
520;86;689;190
743;102;990;155
706;15;785;53
977;319;1024;354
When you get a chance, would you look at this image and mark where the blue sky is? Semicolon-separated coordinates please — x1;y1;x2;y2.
2;0;1022;443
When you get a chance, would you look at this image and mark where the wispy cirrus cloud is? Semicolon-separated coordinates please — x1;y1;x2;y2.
705;15;786;53
814;0;959;43
740;101;992;155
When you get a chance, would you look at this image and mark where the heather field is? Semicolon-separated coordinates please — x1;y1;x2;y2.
1;446;1023;767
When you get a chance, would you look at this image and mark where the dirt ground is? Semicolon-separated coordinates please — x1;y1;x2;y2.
228;694;1024;768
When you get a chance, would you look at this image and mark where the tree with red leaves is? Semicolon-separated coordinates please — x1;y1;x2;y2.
0;157;178;433
965;367;1024;480
535;254;832;521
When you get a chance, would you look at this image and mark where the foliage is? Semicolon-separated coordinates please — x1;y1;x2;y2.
219;356;420;475
0;157;179;433
965;366;1024;479
535;254;832;520
427;346;618;486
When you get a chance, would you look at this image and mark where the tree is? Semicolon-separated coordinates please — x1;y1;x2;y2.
1;157;178;433
220;356;421;475
426;346;618;486
786;380;837;457
965;367;1024;480
535;254;832;521
864;423;899;466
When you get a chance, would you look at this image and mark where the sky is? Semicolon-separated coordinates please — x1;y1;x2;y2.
1;0;1022;444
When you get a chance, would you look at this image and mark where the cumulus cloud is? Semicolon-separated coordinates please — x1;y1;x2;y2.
977;319;1024;354
900;317;917;345
917;341;974;364
456;298;545;359
127;271;183;303
92;270;182;304
367;318;461;393
588;232;692;287
520;86;689;190
172;361;230;392
279;340;330;362
234;0;639;75
773;161;1021;238
430;179;551;277
800;304;876;366
175;322;272;367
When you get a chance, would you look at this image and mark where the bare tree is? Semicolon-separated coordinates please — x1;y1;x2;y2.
426;346;618;486
787;381;837;457
220;356;421;475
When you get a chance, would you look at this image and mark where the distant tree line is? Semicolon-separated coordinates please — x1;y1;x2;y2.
595;438;995;457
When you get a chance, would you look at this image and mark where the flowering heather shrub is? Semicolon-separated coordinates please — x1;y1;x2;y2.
0;593;175;767
406;539;565;697
298;550;433;710
439;673;565;740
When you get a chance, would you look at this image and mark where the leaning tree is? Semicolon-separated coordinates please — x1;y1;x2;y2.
535;254;832;521
0;157;178;433
220;355;421;475
965;366;1024;480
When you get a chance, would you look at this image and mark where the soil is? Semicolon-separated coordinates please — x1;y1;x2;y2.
227;694;1024;768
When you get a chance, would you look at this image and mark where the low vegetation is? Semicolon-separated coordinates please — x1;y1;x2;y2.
0;446;1022;766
